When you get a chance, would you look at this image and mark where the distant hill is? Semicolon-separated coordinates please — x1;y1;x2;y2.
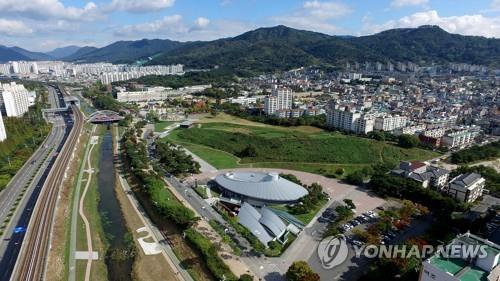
4;25;500;73
149;25;500;74
45;46;81;59
0;45;31;62
150;25;331;75
63;46;99;61
0;45;52;63
65;39;183;63
9;47;53;61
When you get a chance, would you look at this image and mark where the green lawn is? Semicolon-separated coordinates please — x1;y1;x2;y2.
154;121;177;132
166;121;440;176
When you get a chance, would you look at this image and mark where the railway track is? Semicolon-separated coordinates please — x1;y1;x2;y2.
12;86;83;281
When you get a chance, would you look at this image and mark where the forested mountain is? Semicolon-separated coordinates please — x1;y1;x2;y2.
0;45;51;63
65;39;183;63
45;46;82;59
149;25;500;74
4;25;500;73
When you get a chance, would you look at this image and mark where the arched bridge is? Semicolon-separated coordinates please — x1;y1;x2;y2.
87;110;124;123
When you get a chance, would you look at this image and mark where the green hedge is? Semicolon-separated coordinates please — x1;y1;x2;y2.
184;228;237;281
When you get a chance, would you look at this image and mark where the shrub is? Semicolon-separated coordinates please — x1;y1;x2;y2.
185;229;237;281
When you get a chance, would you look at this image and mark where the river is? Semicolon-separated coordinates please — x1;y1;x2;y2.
97;129;134;281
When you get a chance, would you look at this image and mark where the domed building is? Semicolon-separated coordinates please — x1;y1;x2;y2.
214;172;308;206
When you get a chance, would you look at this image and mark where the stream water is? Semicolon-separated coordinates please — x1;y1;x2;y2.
97;129;133;281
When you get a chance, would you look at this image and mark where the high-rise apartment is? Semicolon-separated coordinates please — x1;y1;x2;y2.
264;86;293;115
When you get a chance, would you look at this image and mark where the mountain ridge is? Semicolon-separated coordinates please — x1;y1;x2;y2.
46;46;82;59
2;25;500;73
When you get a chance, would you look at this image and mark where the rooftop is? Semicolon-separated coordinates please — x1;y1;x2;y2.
215;172;308;203
451;173;484;189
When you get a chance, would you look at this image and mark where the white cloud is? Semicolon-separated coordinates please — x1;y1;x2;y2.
114;16;254;42
114;15;186;37
0;0;100;21
106;0;176;13
363;10;500;38
303;0;352;19
195;17;210;28
390;0;429;8
0;19;32;36
272;1;351;33
491;0;500;10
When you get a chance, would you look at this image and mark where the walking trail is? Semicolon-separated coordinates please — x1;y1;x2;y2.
79;136;97;281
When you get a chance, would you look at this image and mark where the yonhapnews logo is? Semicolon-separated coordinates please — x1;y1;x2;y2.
317;235;349;269
317;236;489;270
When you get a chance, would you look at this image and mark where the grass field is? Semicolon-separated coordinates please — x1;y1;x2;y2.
154;121;177;132
166;114;440;176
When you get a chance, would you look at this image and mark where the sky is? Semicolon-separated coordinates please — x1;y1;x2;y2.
2;0;500;51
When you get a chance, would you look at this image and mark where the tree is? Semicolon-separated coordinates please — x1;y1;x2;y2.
345;170;365;185
238;144;258;157
369;131;386;141
286;261;320;281
279;173;302;185
239;274;253;281
343;199;356;210
335;205;354;220
398;134;420;148
146;110;159;122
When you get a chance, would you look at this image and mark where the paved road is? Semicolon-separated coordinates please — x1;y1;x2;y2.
0;85;73;280
12;94;83;281
0;118;71;280
0;86;66;250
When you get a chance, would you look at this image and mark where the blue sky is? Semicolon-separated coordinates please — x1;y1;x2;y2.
1;0;500;51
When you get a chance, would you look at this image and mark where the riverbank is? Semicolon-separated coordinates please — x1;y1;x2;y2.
112;125;179;281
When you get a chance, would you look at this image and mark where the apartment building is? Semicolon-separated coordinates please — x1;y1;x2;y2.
447;173;486;203
420;232;499;281
264;86;293;115
423;128;446;138
326;106;374;134
100;64;183;84
274;109;303;118
442;128;480;148
0;82;30;117
393;124;426;136
374;115;408;131
229;96;257;106
0;113;6;141
116;85;211;103
424;116;458;129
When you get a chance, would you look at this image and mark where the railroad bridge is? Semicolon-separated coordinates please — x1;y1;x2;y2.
87;110;124;123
